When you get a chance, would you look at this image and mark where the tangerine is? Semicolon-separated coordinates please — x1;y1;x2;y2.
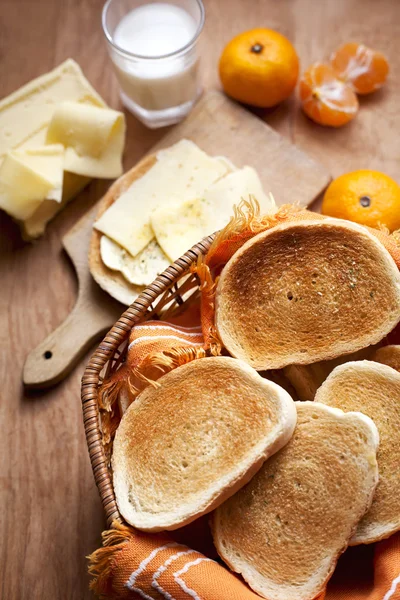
330;43;389;95
219;28;299;108
299;63;359;127
322;170;400;232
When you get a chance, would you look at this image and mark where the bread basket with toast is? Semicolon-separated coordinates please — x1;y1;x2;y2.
82;197;400;600
82;232;212;527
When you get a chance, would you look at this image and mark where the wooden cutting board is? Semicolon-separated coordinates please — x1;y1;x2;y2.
22;206;123;388
23;90;330;388
152;91;330;208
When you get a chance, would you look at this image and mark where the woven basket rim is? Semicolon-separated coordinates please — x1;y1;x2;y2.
81;234;214;528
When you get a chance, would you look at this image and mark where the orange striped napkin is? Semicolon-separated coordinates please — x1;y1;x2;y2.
90;201;400;600
99;303;204;422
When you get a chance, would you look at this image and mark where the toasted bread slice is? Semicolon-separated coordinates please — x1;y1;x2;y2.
215;218;400;370
283;344;380;400
315;360;400;544
112;356;297;532
89;155;157;305
370;345;400;372
212;401;379;600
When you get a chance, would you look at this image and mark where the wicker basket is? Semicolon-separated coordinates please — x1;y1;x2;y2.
81;235;214;528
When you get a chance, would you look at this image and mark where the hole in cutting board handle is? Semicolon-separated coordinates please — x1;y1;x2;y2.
43;351;53;360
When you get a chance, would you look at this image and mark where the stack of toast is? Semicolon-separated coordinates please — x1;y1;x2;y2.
109;195;400;600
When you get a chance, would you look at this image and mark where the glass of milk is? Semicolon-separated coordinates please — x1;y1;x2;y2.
102;0;205;128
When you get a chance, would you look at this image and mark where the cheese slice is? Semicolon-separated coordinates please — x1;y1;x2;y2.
100;236;170;286
215;156;237;172
21;172;91;239
0;145;64;220
151;166;276;261
94;140;231;258
0;59;107;237
15;145;65;200
46;102;125;178
0;59;105;162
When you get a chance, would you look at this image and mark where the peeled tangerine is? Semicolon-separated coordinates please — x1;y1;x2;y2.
299;63;359;127
331;43;389;95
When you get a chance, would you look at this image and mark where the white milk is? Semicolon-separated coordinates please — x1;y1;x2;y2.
114;3;196;57
111;3;200;116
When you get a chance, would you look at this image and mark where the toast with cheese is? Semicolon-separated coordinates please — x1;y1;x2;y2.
89;155;156;305
90;140;235;305
112;356;297;532
315;360;400;543
215;218;400;370
212;401;379;600
89;149;227;306
90;140;276;305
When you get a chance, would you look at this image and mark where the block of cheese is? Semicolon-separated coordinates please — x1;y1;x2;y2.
0;59;107;237
0;59;105;162
151;167;276;261
100;236;170;286
94;140;231;257
0;145;64;220
46;102;125;179
22;172;91;240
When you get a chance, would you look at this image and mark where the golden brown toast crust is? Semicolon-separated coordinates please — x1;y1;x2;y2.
216;219;400;370
112;357;297;532
315;360;400;544
212;401;379;600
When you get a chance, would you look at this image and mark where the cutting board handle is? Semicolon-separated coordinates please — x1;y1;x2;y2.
23;205;122;389
23;294;112;388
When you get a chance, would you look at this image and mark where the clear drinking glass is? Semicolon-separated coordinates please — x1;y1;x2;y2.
102;0;205;128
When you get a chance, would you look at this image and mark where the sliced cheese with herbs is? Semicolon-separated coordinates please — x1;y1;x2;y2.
100;236;170;286
215;155;237;172
46;102;125;178
0;145;64;220
151;196;210;262
151;166;276;261
94;140;231;258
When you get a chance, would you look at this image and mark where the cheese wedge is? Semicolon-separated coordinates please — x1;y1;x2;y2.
100;236;170;286
94;140;231;258
0;145;64;220
46;102;125;178
151;167;275;261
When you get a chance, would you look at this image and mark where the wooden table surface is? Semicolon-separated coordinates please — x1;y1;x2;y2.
1;0;399;598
